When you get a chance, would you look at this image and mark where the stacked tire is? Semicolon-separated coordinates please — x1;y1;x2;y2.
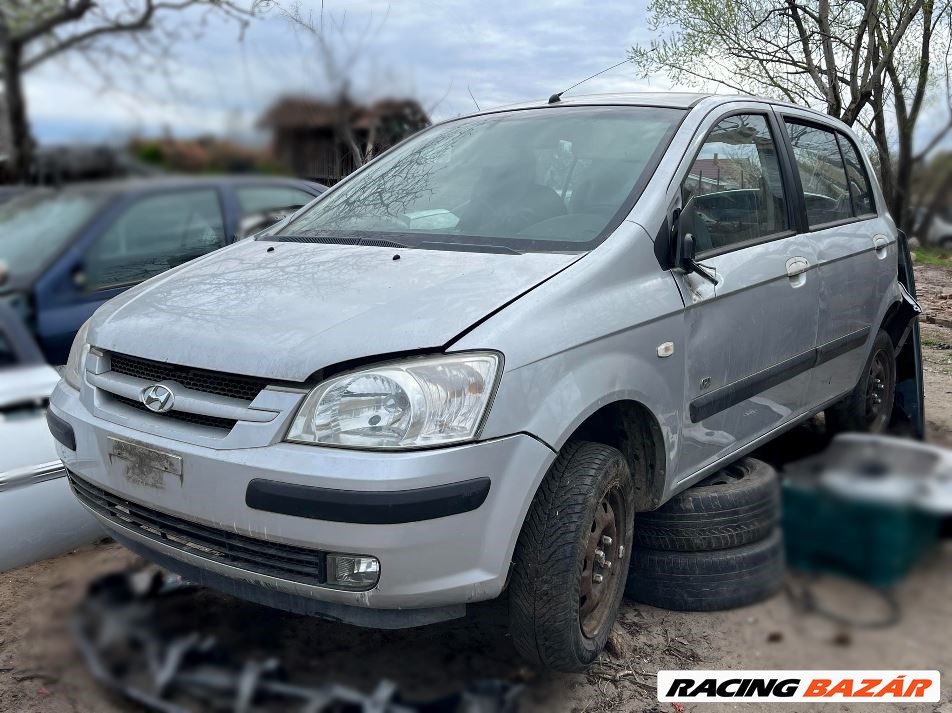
625;457;785;611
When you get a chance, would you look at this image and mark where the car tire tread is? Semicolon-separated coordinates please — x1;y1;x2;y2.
625;529;785;611
509;440;634;672
633;458;779;552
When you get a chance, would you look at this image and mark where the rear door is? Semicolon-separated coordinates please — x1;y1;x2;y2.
671;107;821;477
779;117;890;407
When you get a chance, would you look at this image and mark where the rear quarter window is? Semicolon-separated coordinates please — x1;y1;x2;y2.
836;135;876;216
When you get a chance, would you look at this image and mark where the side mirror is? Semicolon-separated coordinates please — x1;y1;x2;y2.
676;230;697;272
673;198;717;286
674;197;698;267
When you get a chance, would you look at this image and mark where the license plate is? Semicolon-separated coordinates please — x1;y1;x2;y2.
108;437;183;490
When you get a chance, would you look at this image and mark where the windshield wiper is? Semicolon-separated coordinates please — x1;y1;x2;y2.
419;241;523;255
264;234;409;249
264;233;521;255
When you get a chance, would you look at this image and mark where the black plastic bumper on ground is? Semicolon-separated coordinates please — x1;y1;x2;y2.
46;409;76;451
246;477;492;524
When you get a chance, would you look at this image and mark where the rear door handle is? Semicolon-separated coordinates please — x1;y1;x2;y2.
785;256;810;278
873;235;890;257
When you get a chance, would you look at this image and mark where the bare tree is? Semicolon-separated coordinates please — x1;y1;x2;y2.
273;1;372;169
269;1;428;172
629;0;952;235
0;0;262;182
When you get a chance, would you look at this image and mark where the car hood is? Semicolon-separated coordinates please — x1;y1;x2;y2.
89;240;581;381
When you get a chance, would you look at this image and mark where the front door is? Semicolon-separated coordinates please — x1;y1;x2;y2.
672;110;820;479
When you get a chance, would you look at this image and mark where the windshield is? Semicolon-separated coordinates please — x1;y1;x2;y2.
0;190;106;281
274;106;684;252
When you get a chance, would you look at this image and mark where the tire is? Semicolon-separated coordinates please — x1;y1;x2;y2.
508;440;635;672
633;458;779;552
625;529;785;611
826;329;896;435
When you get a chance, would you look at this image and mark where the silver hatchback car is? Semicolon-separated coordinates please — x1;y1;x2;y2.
49;93;918;671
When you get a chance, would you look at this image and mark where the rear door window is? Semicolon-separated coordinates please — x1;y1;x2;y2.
682;113;789;254
84;189;225;290
784;121;853;228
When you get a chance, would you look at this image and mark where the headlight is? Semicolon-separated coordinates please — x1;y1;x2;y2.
63;319;92;391
286;352;500;449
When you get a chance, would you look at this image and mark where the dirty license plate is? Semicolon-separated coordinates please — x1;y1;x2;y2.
108;437;183;489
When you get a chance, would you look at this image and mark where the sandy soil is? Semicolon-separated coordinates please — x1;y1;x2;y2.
918;264;952;446
1;265;951;713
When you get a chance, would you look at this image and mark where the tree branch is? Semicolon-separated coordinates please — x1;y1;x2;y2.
20;1;256;72
11;0;94;44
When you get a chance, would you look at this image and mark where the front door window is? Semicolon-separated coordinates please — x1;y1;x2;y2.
683;114;788;255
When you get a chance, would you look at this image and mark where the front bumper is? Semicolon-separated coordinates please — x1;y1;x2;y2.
50;381;555;623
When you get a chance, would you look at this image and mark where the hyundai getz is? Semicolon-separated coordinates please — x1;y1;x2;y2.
49;94;916;671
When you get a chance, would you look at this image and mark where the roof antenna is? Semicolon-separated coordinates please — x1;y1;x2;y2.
548;58;630;104
468;84;481;111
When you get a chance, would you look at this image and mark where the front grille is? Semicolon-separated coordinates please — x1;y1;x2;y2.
69;473;327;586
111;394;237;432
109;353;271;402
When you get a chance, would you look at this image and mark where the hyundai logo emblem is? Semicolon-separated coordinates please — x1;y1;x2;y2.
141;383;175;413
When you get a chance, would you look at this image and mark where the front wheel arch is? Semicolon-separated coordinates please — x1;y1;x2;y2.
567;399;668;512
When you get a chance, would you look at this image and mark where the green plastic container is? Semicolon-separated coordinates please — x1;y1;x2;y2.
781;479;943;587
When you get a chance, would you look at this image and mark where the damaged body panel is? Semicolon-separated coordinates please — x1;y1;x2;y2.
890;231;926;437
89;240;581;381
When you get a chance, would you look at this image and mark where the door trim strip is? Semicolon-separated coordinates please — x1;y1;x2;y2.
815;326;871;365
689;326;871;423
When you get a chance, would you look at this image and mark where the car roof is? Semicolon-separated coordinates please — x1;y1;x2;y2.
460;92;840;126
496;92;712;110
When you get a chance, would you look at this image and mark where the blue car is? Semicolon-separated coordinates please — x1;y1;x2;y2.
0;176;324;364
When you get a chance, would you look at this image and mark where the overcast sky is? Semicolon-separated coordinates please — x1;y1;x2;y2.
24;0;951;153
26;0;690;144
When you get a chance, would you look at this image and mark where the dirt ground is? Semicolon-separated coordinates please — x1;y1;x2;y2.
915;263;952;448
1;264;951;713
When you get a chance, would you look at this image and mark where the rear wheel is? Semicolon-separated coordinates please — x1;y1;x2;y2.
826;329;896;434
508;441;635;672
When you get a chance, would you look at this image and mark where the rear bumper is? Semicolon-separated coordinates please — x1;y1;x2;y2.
50;381;555;616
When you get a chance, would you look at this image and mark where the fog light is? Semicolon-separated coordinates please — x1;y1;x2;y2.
326;554;380;590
